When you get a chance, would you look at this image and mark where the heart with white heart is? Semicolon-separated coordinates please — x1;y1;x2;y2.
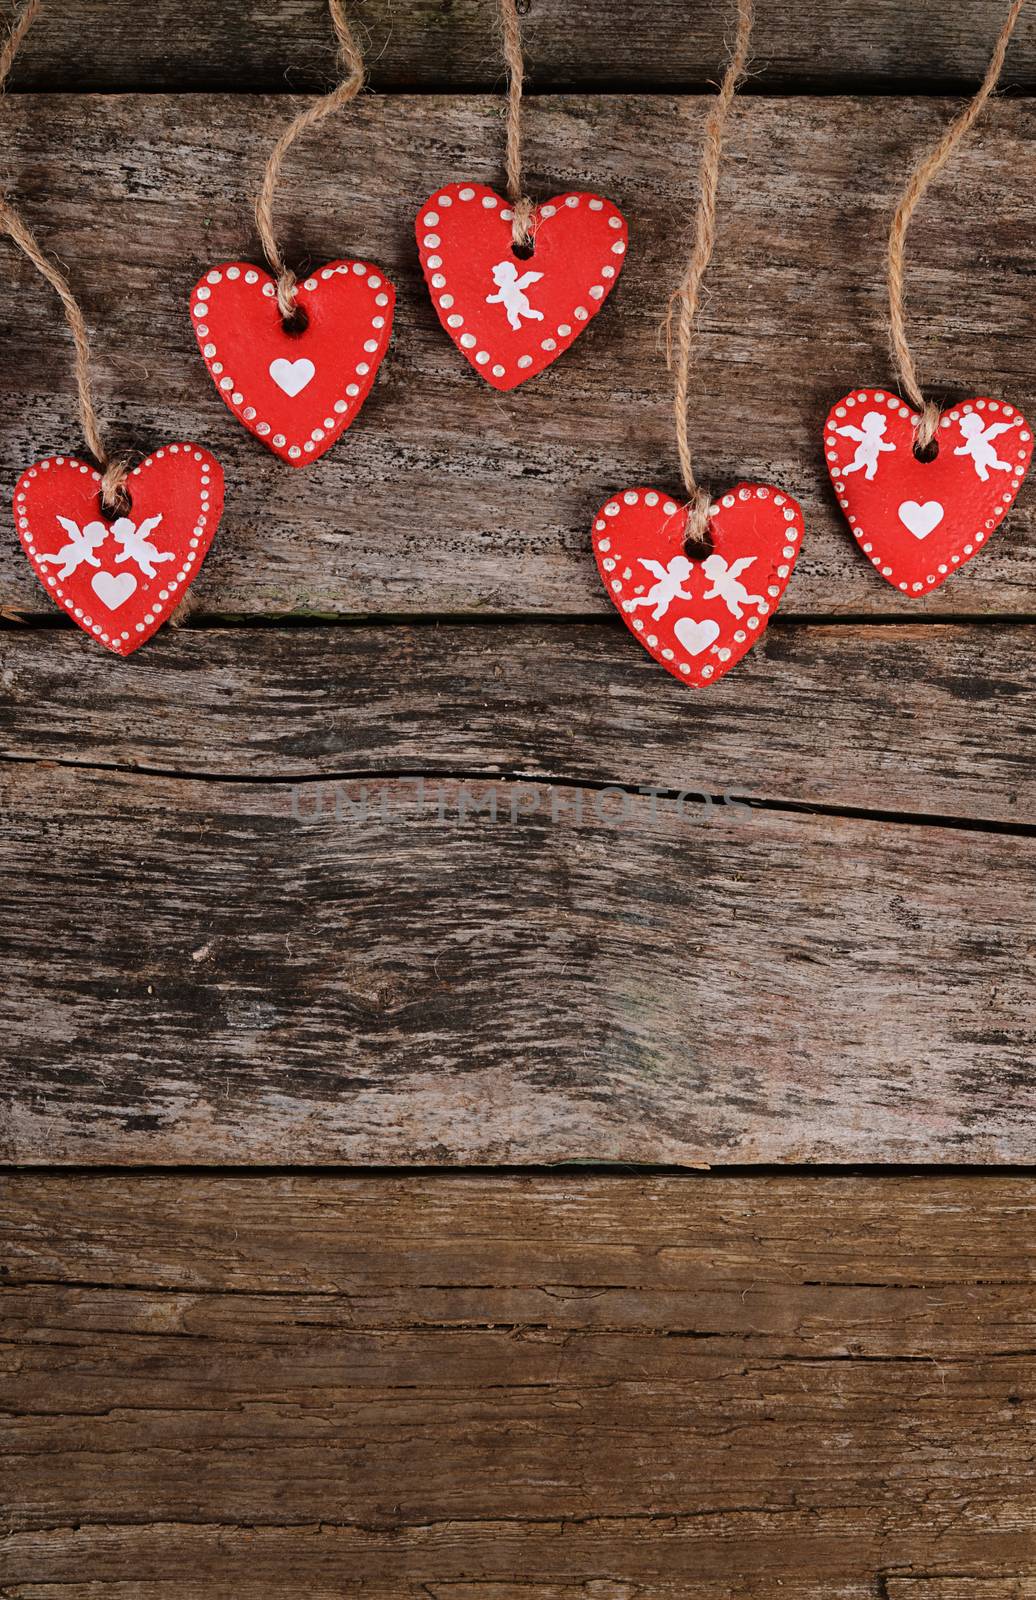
91;570;137;610
191;259;395;466
416;183;627;390
13;443;225;655
593;483;804;687
824;389;1033;594
898;499;943;539
269;357;315;398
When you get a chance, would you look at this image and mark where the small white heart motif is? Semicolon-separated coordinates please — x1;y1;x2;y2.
674;616;721;657
898;499;944;540
91;570;138;611
269;357;316;397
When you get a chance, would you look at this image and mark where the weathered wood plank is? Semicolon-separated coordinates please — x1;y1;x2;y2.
5;0;1036;91
889;1586;1036;1599
7;1525;1035;1597
1;763;1034;1164
1;94;1033;617
0;1589;884;1600
1;1174;1034;1591
2;623;1036;825
6;1172;1035;1321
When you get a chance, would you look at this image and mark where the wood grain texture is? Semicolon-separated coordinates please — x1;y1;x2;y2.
0;1590;889;1600
2;1173;1034;1591
888;1586;1036;1599
2;753;1034;1165
2;623;1036;825
1;94;1033;618
4;0;1036;91
0;1589;898;1600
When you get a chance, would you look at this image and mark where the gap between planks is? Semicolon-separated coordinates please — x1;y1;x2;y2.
1;755;1034;845
2;622;1033;827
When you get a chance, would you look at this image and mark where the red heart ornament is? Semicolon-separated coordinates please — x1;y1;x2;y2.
191;260;395;466
14;444;224;656
416;183;627;390
593;484;804;687
824;389;1032;594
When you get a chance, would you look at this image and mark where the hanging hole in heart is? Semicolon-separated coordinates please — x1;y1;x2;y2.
100;488;132;520
913;435;939;464
683;530;714;561
511;239;535;261
281;304;310;337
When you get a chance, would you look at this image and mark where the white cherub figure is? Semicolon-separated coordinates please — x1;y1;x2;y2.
954;412;1021;482
38;516;109;579
111;515;174;578
701;553;765;619
626;555;694;621
486;259;544;330
835;410;897;480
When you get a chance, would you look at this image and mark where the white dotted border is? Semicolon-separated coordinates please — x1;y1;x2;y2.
594;484;802;682
191;261;393;461
417;185;627;383
15;444;219;656
825;389;1033;593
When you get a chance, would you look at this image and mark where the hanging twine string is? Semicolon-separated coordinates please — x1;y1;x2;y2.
255;0;365;319
665;0;754;544
888;0;1025;449
0;0;35;81
499;0;534;247
0;0;128;507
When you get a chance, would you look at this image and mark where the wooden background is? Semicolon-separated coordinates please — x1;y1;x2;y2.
1;1;1034;1593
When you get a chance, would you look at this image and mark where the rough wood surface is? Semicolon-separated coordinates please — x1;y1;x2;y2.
888;1587;1036;1599
4;9;1035;1591
5;0;1036;91
2;751;1034;1164
1;95;1033;617
0;1589;905;1600
2;623;1035;825
2;1173;1034;1591
0;1590;893;1600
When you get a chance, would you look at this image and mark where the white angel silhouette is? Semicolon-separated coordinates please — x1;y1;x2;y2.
626;555;694;621
954;412;1022;481
486;260;545;330
835;410;897;480
38;517;108;579
701;553;765;619
111;515;174;579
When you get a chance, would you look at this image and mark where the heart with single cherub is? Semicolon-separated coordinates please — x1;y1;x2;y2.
416;183;627;390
